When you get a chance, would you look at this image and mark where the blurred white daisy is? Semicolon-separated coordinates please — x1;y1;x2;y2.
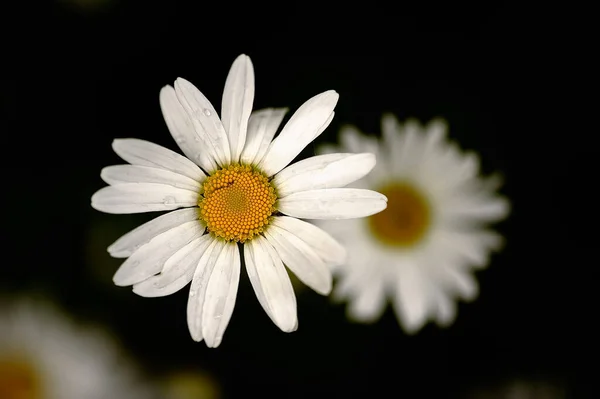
91;54;387;347
0;297;155;399
316;115;510;333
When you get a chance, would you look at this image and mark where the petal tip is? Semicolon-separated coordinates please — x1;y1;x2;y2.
112;275;130;287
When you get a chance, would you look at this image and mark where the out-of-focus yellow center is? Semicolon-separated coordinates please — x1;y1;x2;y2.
199;164;277;243
0;357;41;399
163;371;221;399
368;182;431;248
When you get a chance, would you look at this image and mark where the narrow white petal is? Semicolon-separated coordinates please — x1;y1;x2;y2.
221;54;254;162
433;290;457;327
108;208;200;258
244;236;297;332
381;113;400;145
264;225;332;295
259;90;339;176
346;275;386;323
274;153;376;197
392;264;433;334
440;266;479;301
394;120;427;173
111;138;204;181
271;216;346;266
131;235;213;297
442;195;510;224
435;228;504;270
278;188;388;219
202;243;240;348
101;165;202;192
159;86;217;172
112;220;204;286
240;108;288;165
174;78;231;166
425;118;448;144
91;183;198;214
381;114;402;170
338;125;378;155
332;253;377;301
187;238;223;342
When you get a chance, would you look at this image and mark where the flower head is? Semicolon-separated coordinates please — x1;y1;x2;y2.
0;297;154;399
316;115;510;333
91;54;387;347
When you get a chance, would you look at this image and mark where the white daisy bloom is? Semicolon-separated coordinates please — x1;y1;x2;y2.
0;297;155;399
91;54;387;348
316;115;510;334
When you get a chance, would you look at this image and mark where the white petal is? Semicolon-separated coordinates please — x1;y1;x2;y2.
187;238;223;342
108;208;200;258
91;183;198;214
111;138;204;181
221;54;254;162
244;236;297;332
436;229;504;269
432;290;457;327
264;225;332;295
346;275;387;323
240;108;288;165
441;194;510;224
425;118;448;144
112;220;204;286
381;113;400;145
274;153;376;197
331;251;377;300
338;125;378;154
202;243;240;348
174;78;231;166
392;263;433;334
101;165;202;192
259;90;339;176
271;216;346;266
131;235;213;297
439;266;479;301
381;114;402;170
159;85;218;172
394;120;427;173
278;188;387;219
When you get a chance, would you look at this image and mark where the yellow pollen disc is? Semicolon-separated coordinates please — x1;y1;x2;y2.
368;182;431;248
0;357;41;399
199;164;277;243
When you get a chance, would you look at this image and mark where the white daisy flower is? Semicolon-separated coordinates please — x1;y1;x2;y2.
316;115;510;333
91;54;387;347
0;297;155;399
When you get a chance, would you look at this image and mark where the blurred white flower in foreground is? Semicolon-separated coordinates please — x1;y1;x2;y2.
91;54;387;347
0;297;154;399
316;115;510;333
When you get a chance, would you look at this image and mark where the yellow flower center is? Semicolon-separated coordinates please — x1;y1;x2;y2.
368;182;431;248
164;371;221;399
199;164;277;243
0;357;41;399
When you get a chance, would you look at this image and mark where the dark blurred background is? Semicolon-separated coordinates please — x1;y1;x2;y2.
3;1;594;398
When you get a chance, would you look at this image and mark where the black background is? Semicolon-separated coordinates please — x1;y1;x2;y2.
3;1;594;398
